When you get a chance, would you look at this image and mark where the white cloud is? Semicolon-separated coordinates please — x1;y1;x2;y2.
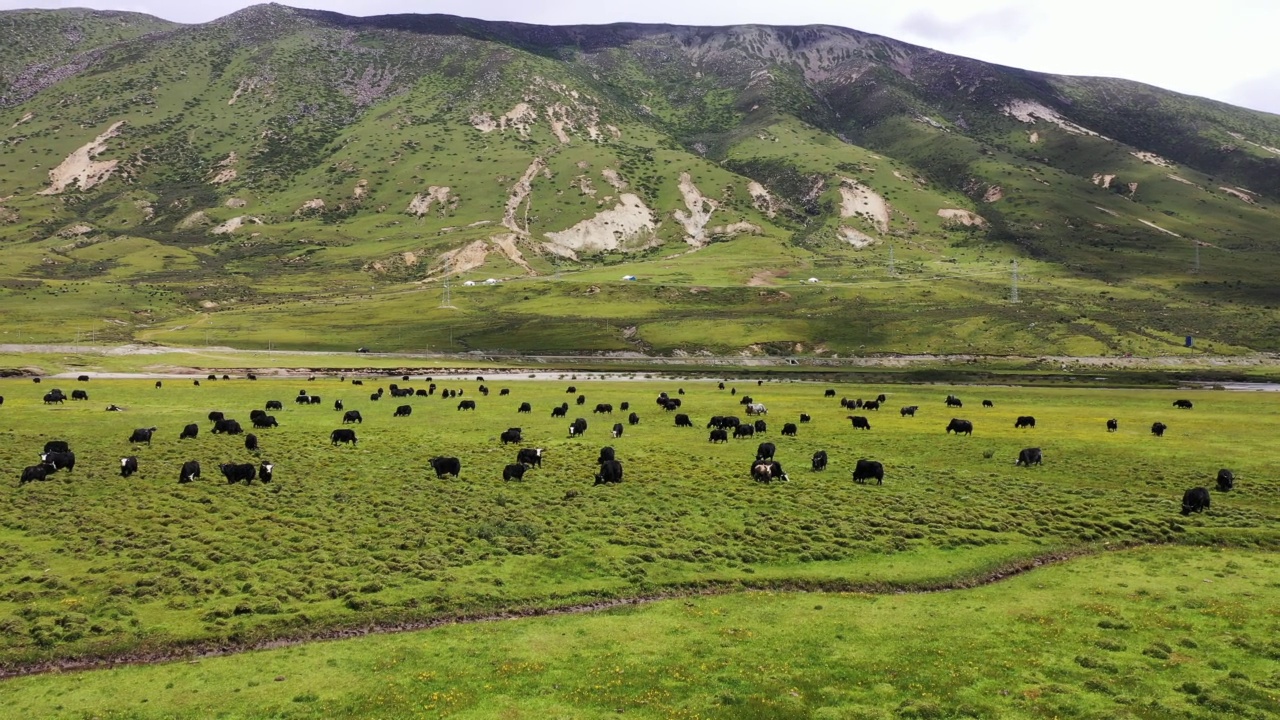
1226;72;1280;115
900;6;1032;42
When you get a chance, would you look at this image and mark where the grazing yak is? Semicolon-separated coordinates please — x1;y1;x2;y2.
1216;469;1234;492
946;419;973;436
250;409;266;422
213;419;243;435
457;400;476;411
1181;487;1210;515
745;403;768;416
1173;399;1194;409
799;413;811;423
709;429;729;443
71;389;88;401
220;463;256;484
593;403;613;414
77;375;90;382
900;406;918;417
179;461;202;484
502;463;528;482
429;456;461;479
675;413;693;427
342;410;363;424
370;393;381;402
41;451;76;473
252;415;278;429
612;423;624;438
848;416;871;430
1016;447;1043;466
333;400;344;412
756;442;776;461
266;400;283;411
244;433;259;452
982;400;994;408
1151;422;1168;437
751;460;788;483
43;391;65;404
519;402;532;413
852;459;884;485
628;412;640;426
733;424;755;439
129;427;158;445
754;419;767;433
1106;418;1118;432
500;428;523;444
569;418;588;437
811;450;828;471
180;423;199;440
19;465;49;484
394;405;412;417
500;388;510;396
597;446;616;465
258;462;273;483
945;395;963;407
1014;416;1036;429
620;402;630;411
595;459;624;485
551;403;568;418
330;428;358;446
862;401;880;411
296;395;312;405
308;396;321;405
119;456;139;478
781;423;798;436
824;389;837;398
576;394;587;406
516;448;543;467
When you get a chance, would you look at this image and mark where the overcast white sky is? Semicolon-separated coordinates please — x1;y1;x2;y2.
4;0;1278;114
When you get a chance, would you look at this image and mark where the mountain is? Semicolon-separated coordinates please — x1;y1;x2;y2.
2;3;1279;356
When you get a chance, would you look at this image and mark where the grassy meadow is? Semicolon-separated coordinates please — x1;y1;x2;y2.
0;373;1276;683
3;545;1277;719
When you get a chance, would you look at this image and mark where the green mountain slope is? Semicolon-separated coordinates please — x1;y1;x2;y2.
1;4;1278;355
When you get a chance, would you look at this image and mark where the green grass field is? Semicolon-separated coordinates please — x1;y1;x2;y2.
0;375;1276;686
2;546;1277;718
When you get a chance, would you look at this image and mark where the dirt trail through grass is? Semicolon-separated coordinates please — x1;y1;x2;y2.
0;545;1095;679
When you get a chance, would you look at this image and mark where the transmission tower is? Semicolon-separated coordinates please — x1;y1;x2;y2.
1010;260;1020;304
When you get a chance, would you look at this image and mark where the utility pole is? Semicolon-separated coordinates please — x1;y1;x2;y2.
1010;260;1020;304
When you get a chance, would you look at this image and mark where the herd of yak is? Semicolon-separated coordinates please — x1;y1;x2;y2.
8;375;1228;514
